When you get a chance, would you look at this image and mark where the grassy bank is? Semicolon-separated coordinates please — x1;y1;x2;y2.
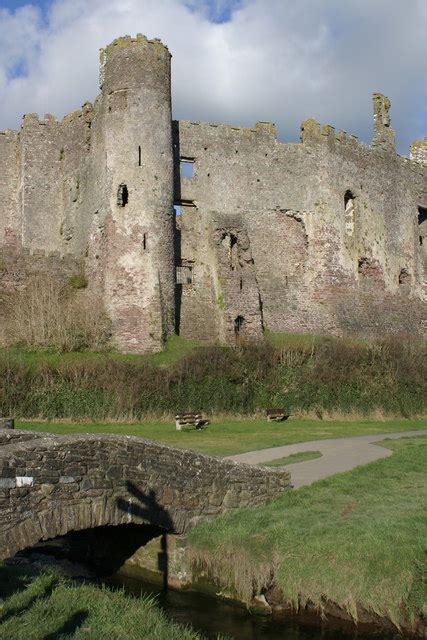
1;335;426;420
187;436;427;629
17;417;426;456
0;564;204;640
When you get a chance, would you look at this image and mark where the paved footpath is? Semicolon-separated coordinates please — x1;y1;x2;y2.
226;429;427;488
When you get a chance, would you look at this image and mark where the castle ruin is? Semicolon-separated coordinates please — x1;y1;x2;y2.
0;34;426;352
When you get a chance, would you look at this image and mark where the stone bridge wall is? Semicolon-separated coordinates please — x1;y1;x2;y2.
0;431;290;560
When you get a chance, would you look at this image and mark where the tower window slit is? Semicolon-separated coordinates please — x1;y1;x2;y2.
117;184;129;207
138;146;142;167
344;190;355;236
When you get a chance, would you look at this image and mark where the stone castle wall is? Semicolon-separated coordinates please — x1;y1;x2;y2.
174;111;426;340
0;34;426;352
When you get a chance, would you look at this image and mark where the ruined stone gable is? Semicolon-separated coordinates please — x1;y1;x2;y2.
0;34;426;352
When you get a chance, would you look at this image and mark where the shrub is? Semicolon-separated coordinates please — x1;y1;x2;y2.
0;336;425;420
4;275;110;352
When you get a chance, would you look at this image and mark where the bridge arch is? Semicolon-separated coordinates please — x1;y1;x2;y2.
0;431;290;560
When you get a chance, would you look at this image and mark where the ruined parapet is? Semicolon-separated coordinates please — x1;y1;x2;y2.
300;119;360;149
98;34;175;352
372;93;395;151
300;94;396;154
410;136;427;166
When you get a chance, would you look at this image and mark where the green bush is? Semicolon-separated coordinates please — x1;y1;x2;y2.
0;336;425;420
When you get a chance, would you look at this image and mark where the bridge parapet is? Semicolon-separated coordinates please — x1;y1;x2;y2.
0;430;43;446
0;431;290;560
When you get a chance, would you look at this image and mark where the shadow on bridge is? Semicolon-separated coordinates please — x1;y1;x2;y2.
9;483;174;595
116;481;173;591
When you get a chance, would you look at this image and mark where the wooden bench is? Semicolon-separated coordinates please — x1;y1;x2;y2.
266;409;290;422
0;417;14;429
175;413;209;431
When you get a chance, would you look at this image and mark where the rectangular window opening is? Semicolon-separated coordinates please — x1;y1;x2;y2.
176;263;193;285
180;158;195;179
138;146;142;167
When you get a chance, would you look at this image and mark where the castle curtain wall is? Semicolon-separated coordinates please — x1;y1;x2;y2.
0;35;426;352
175;115;426;339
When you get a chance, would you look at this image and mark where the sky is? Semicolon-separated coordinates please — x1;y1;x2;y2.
0;0;426;155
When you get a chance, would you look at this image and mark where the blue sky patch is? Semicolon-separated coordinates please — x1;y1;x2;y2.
1;0;51;13
7;59;27;79
185;0;244;24
2;0;243;23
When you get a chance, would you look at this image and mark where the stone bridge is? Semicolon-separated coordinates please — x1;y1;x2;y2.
0;431;290;560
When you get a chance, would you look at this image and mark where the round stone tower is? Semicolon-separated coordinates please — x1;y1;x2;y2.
99;35;175;352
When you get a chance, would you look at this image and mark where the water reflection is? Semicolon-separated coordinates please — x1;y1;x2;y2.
18;539;405;640
110;574;403;640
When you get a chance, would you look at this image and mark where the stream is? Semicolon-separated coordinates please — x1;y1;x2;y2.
16;546;406;640
108;572;402;640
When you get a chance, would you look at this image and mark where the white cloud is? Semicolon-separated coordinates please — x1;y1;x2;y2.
0;0;426;154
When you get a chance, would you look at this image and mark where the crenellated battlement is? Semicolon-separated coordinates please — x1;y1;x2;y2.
100;33;170;58
178;119;277;139
299;112;427;175
99;33;171;92
21;113;58;126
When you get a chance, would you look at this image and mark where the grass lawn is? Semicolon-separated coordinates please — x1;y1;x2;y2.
262;450;322;466
0;564;203;640
187;436;427;629
17;417;427;456
0;335;202;369
0;332;317;368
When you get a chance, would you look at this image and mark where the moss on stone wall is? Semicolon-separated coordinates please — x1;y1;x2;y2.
68;273;88;289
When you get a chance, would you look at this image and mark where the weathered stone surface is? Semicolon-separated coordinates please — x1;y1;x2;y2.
0;35;425;351
0;419;14;430
0;431;290;560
